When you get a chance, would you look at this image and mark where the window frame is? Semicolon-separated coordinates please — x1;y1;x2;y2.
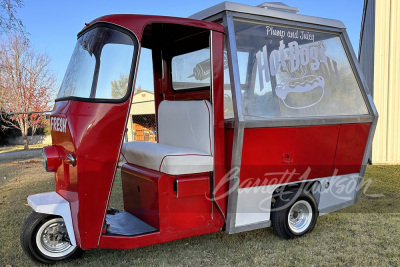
223;12;375;127
55;22;139;104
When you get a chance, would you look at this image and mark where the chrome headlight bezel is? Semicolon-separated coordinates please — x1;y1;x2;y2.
41;148;48;171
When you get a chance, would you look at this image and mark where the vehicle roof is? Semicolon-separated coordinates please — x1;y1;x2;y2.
189;1;346;29
83;14;225;40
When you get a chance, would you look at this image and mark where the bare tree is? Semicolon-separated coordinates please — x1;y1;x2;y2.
0;0;24;34
0;34;55;149
110;74;143;98
111;73;129;99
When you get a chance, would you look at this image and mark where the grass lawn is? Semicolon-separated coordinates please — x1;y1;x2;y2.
0;158;399;266
0;143;49;154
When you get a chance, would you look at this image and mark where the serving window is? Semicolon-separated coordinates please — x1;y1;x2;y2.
232;19;369;119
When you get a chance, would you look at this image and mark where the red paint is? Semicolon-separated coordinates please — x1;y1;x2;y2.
88;15;224;42
112;164;223;248
99;226;220;249
239;125;340;187
122;164;161;229
210;31;227;217
333;123;370;174
52;99;132;248
176;176;210;198
42;145;65;172
238;124;371;188
47;16;226;250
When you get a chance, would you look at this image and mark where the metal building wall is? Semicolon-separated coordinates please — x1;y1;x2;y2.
359;0;400;163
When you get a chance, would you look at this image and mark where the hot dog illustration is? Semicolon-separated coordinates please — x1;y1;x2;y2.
275;75;325;109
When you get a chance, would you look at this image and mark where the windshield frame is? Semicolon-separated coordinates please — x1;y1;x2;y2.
55;22;139;103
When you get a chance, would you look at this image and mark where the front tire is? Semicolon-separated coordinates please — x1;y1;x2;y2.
271;189;318;239
20;212;82;264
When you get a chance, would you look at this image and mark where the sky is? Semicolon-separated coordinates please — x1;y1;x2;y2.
16;0;364;90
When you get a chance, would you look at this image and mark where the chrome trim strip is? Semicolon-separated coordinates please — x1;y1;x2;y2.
319;199;356;216
356;95;378;203
224;115;374;129
228;220;271;234
341;30;375;116
224;13;245;234
343;28;379;203
225;12;344;34
190;2;346;29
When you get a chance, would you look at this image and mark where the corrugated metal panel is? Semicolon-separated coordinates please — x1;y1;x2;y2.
370;0;400;163
386;0;400;163
372;0;389;163
359;0;375;94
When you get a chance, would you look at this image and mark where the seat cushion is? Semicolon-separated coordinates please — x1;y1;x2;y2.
122;141;213;175
158;100;213;155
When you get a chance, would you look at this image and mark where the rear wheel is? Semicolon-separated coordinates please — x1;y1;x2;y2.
271;189;318;239
20;212;82;264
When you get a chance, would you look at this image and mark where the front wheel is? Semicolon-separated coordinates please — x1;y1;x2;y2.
271;189;318;239
20;212;82;264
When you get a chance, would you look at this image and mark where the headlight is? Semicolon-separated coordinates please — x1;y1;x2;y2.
42;146;63;172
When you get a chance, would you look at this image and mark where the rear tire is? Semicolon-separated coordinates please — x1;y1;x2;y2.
20;212;82;264
271;189;318;239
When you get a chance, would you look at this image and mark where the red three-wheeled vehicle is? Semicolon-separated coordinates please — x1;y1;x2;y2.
20;2;377;264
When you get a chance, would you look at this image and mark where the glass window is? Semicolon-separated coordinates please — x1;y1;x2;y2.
129;48;157;143
224;51;251;119
57;25;136;101
232;19;369;119
171;48;211;90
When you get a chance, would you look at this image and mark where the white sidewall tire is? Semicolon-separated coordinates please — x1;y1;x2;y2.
21;212;82;264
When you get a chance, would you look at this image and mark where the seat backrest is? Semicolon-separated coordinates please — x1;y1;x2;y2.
158;100;213;155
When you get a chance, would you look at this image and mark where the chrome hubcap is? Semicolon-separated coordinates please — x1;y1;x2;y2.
288;200;313;234
36;218;75;257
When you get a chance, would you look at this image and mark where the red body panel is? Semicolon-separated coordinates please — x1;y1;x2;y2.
176;176;210;198
107;164;223;249
88;14;224;42
210;31;228;217
52;100;132;248
236;124;370;188
239;125;339;187
333;123;371;174
122;166;160;229
99;226;220;250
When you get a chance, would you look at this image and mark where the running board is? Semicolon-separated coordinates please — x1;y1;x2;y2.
105;211;158;236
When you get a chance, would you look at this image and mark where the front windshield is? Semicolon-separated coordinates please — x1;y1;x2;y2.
57;25;136;101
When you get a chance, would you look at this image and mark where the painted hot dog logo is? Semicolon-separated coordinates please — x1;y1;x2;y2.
257;26;338;109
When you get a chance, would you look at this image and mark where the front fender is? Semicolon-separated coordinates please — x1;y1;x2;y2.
27;192;76;246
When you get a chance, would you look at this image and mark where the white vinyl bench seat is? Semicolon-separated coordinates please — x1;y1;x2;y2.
122;100;214;175
122;142;213;175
